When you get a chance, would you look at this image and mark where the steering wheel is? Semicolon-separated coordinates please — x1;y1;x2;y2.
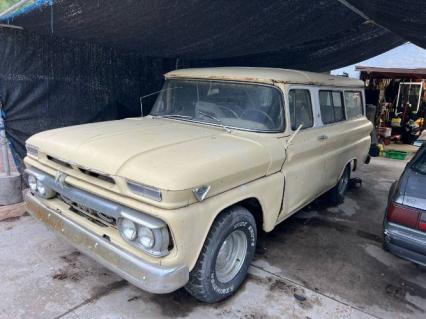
241;109;275;128
216;105;240;118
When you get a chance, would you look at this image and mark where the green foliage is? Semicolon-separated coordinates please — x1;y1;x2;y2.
0;0;26;13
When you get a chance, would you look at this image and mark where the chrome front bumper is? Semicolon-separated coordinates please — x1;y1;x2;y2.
25;193;189;293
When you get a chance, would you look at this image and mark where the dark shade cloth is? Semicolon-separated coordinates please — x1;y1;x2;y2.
1;0;424;167
2;0;409;71
0;28;175;168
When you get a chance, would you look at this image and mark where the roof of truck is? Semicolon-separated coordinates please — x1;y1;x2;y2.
166;67;364;88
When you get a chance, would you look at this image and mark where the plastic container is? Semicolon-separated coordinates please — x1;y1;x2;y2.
384;150;408;160
378;127;392;138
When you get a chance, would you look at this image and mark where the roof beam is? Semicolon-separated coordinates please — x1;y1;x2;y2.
336;0;393;33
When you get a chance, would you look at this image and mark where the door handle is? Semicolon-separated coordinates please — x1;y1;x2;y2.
318;135;328;140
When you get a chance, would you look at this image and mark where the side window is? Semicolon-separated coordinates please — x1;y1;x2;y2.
344;91;363;119
332;92;344;121
289;89;313;130
319;90;345;124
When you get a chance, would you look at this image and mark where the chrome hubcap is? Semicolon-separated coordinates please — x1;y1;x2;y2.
338;170;349;195
215;230;248;283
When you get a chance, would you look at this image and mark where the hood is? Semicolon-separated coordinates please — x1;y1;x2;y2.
27;117;272;193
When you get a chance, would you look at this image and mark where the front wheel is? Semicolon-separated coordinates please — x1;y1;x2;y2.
185;206;257;303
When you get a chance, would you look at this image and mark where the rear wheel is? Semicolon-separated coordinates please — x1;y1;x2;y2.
185;206;257;303
327;165;350;205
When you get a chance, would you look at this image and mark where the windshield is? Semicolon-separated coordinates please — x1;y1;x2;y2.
150;79;285;132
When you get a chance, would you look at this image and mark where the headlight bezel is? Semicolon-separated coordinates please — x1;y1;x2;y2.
27;174;56;199
118;213;170;257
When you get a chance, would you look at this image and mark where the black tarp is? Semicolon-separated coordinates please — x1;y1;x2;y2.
0;27;175;167
2;0;412;71
345;0;426;49
0;0;425;166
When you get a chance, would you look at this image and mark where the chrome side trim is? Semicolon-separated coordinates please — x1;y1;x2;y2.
25;167;165;229
25;193;189;294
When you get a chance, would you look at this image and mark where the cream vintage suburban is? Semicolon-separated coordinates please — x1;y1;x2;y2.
24;67;372;302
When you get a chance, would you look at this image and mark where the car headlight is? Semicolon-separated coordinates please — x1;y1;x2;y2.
26;144;39;159
118;216;170;257
28;175;38;192
127;180;162;202
28;174;56;199
138;226;155;249
120;219;138;241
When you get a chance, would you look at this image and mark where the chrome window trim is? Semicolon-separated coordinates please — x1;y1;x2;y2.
150;78;286;133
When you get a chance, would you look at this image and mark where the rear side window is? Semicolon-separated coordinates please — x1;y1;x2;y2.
344;91;363;119
412;146;426;174
289;89;313;130
319;90;345;124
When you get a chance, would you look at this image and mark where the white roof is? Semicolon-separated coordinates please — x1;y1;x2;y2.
166;67;364;88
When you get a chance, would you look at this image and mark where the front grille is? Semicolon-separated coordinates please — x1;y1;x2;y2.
60;195;117;228
46;155;115;185
47;155;72;168
78;168;115;184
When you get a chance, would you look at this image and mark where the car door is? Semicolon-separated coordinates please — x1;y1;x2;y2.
278;86;327;221
318;89;372;190
316;89;348;189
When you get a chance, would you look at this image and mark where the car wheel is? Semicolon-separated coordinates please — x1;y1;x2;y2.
327;165;350;205
185;206;257;303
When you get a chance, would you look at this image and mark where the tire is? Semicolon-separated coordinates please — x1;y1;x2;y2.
327;165;350;205
185;206;257;303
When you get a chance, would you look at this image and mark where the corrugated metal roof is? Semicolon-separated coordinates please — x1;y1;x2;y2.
356;66;426;79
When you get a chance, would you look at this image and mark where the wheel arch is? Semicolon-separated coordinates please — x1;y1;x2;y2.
231;197;264;234
186;173;284;271
338;158;356;181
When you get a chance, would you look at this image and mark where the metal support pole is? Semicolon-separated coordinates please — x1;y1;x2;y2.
0;99;10;176
0;0;33;19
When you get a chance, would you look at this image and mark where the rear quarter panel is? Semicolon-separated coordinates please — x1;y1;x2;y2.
320;117;372;188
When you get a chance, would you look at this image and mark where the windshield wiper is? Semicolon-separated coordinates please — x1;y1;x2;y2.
161;114;193;119
197;110;231;133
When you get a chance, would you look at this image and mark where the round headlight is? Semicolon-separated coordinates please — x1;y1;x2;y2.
28;175;37;192
36;180;47;196
138;226;155;249
120;219;137;241
35;180;56;199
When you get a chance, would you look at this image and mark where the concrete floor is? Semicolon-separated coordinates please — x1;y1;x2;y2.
1;157;425;318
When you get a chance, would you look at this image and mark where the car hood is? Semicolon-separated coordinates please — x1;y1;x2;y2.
27;117;272;194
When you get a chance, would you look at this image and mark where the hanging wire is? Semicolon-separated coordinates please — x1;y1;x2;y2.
49;0;53;34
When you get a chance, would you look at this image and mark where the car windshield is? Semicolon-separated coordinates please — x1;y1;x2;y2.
150;79;285;132
412;147;426;174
